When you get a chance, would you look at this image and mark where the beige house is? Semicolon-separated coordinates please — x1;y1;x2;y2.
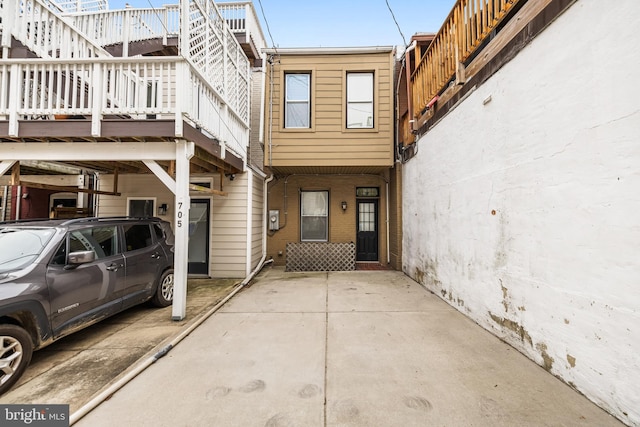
263;47;400;270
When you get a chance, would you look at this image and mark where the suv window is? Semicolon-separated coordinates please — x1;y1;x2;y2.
124;224;153;251
153;223;164;240
52;226;119;264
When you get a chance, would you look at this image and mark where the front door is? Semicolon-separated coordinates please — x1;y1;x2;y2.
188;199;210;275
356;200;378;261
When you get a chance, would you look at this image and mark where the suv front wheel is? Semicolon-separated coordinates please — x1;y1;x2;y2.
151;269;174;307
0;325;33;395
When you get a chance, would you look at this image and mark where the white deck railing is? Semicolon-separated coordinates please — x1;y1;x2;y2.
0;57;248;160
185;0;249;124
217;1;266;52
0;0;250;162
60;1;251;123
0;0;110;58
65;5;180;49
47;0;109;13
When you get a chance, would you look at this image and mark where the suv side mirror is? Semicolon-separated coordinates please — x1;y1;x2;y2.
67;250;95;266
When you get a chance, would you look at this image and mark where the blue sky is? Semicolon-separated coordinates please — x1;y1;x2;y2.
106;0;453;48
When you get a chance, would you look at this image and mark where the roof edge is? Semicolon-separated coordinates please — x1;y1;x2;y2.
263;46;396;55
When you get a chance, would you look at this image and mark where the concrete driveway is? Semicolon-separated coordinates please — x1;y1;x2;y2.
74;266;622;426
0;278;239;412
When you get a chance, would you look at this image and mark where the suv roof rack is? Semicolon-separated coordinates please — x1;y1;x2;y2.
60;216;163;226
0;218;58;225
0;216;164;227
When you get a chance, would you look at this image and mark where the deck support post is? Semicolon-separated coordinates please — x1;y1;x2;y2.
171;139;194;321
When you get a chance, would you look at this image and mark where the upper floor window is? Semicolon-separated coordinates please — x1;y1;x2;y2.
285;73;311;128
346;72;374;129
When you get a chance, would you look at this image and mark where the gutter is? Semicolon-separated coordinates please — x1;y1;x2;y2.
263;46;395;55
386;181;390;265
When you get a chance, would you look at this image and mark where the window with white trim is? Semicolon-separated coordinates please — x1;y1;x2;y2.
346;72;374;128
300;191;328;241
285;73;311;128
127;197;156;217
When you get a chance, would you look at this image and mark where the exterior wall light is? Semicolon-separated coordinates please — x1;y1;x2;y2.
341;201;347;211
158;203;168;216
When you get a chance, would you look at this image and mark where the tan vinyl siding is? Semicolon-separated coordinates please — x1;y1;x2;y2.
250;172;264;270
265;50;395;169
210;173;248;278
97;175;173;218
98;173;253;279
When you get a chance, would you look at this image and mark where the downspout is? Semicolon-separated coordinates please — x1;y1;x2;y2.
264;174;274;255
404;40;417;134
395;54;406;163
258;62;267;147
245;170;253;276
268;55;275;168
386;180;390;265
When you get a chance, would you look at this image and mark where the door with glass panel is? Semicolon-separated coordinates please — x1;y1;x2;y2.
356;200;378;261
188;199;210;275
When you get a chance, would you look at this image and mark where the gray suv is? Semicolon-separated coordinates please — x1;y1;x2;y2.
0;217;175;394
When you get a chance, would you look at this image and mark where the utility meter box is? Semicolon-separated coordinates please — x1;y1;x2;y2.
269;210;280;231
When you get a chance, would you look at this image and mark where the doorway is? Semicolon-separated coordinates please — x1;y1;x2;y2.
188;199;210;275
356;199;378;261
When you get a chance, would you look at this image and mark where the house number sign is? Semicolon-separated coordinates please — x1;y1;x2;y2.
177;201;184;228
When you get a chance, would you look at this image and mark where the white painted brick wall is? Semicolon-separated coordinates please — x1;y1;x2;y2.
403;1;640;424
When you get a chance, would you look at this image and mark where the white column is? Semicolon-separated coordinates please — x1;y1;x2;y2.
171;139;194;320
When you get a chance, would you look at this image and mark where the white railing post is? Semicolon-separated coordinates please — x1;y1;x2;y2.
174;61;188;137
123;8;131;57
162;7;169;45
180;0;190;58
8;64;20;137
1;0;17;56
220;104;227;160
91;62;103;136
244;3;252;35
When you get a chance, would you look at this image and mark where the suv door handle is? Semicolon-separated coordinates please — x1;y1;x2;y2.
151;252;161;259
107;263;122;272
